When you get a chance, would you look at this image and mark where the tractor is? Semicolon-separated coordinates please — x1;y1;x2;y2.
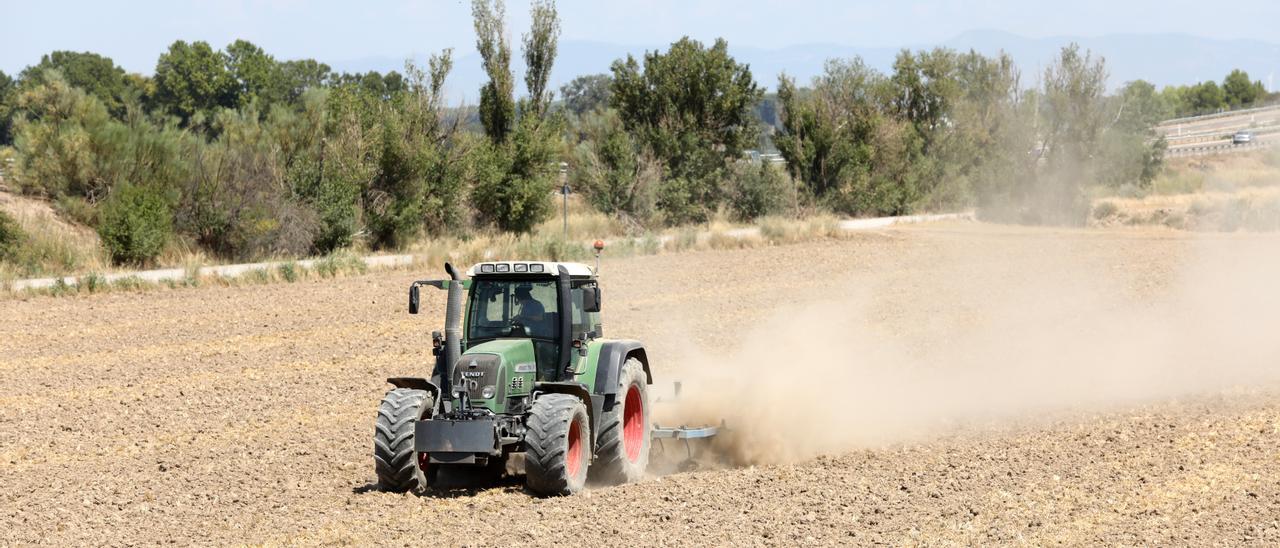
372;256;715;496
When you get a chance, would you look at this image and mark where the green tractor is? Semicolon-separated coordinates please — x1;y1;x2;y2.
373;259;714;496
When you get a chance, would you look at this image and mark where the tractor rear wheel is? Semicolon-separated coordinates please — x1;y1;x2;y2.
590;358;651;485
524;394;590;496
374;388;433;492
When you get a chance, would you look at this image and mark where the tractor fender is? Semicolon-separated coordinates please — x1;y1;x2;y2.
534;381;597;443
592;340;653;396
386;377;441;414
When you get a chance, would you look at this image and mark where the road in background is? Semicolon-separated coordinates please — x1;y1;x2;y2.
1157;104;1280;157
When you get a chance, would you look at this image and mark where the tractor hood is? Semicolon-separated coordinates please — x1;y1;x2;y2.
455;339;537;412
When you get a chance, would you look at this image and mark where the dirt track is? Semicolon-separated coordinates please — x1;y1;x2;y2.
2;222;1279;545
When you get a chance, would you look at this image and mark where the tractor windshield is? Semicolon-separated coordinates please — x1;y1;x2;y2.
467;279;561;341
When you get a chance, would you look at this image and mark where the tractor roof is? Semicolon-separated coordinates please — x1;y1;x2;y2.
466;261;595;278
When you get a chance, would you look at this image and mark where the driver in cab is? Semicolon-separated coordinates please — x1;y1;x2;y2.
513;286;552;338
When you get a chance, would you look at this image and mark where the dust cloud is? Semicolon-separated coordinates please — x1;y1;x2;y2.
659;230;1280;466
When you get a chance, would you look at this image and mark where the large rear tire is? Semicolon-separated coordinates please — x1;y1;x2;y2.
373;388;433;492
524;394;590;496
590;358;651;485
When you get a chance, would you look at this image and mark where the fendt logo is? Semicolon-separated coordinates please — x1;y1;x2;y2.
462;371;484;378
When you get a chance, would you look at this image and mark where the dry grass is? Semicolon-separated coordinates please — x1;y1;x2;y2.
1152;153;1280;195
1092;187;1280;231
1094;151;1280;231
0;190;108;280
531;194;632;240
758;215;845;243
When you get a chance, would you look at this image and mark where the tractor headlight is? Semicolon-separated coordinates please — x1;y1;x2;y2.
481;385;496;399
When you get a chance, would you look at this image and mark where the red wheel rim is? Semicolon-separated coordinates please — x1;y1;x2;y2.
623;385;644;462
566;416;584;477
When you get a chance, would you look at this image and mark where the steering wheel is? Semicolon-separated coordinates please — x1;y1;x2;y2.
507;319;528;337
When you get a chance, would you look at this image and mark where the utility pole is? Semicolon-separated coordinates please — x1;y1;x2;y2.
559;162;569;240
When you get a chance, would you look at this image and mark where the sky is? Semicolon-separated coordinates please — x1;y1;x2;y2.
3;0;1279;76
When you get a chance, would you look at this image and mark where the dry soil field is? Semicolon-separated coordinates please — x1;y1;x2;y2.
2;222;1280;546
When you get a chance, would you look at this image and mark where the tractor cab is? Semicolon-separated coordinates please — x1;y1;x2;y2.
463;261;602;382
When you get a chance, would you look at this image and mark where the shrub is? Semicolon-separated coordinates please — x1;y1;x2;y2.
470;125;557;234
0;210;23;261
97;183;173;265
277;261;299;282
78;272;105;293
1091;201;1119;220
568;109;659;225
726;161;789;221
178;107;320;260
13;73;193;201
111;275;145;291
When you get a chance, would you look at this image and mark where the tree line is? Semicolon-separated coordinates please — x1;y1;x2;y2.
0;0;1218;269
1160;69;1275;117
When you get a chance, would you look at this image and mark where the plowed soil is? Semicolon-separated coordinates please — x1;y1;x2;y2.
2;222;1279;546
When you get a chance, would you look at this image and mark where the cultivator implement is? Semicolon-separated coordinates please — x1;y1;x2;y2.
652;423;722;470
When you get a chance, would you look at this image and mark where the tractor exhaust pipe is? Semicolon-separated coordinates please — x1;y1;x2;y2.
443;262;464;402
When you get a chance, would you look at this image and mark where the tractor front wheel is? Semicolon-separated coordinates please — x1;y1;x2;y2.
590;358;651;485
524;394;590;496
373;388;433;492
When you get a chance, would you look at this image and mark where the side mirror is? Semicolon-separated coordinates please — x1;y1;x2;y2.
409;284;420;314
583;286;601;312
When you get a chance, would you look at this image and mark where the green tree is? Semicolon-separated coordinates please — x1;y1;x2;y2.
0;70;15;144
1041;44;1107;169
1114;80;1168;132
470;0;562;233
776;57;916;216
297;85;375;252
889;48;960;149
610;37;762;223
927;50;1027;211
18;51;132;117
560;73;612;115
1187;80;1225;114
278;59;332;102
365;52;466;247
473;0;516;144
152;40;238;126
521;0;560;117
1222;69;1264;108
224;39;281;107
331;71;406;98
568;108;658;222
219;40;332;109
1028;44;1109;223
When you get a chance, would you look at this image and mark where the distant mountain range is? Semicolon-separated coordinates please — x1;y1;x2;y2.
330;30;1280;103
